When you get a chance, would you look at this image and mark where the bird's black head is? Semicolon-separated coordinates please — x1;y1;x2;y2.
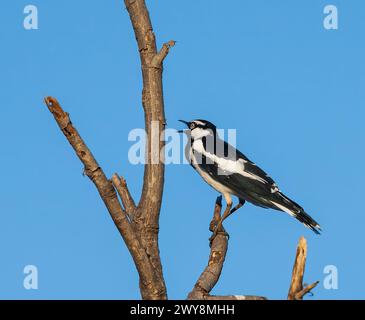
179;119;216;131
178;119;217;140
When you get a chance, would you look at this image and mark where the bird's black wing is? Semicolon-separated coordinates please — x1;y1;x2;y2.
220;139;279;194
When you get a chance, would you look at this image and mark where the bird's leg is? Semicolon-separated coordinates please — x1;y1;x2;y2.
209;198;245;244
209;196;223;232
229;198;246;216
215;199;245;231
209;201;232;244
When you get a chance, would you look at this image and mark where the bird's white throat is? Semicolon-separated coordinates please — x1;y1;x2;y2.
190;127;213;141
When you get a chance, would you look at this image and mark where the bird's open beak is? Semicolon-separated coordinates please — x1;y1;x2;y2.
178;120;190;133
178;120;190;126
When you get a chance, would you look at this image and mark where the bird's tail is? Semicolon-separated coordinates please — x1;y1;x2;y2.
271;192;321;235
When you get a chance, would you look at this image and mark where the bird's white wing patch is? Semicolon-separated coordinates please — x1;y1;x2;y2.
192;140;269;183
237;158;268;183
270;201;297;217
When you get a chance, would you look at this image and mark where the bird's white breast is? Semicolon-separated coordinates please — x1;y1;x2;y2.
189;141;234;203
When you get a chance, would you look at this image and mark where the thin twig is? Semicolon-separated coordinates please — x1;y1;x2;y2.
152;40;176;67
295;281;320;300
112;173;136;218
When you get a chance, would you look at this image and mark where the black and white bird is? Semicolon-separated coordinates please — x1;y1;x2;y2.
179;119;321;240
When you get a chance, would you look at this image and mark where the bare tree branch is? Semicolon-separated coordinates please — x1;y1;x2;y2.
188;197;266;300
44;96;162;299
187;197;227;300
124;0;175;299
287;236;319;300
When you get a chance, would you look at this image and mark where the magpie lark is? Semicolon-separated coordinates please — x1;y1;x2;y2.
179;119;321;241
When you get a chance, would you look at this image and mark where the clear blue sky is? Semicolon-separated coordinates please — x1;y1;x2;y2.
0;0;364;299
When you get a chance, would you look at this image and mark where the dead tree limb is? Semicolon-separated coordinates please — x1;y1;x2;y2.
287;236;319;300
123;0;175;299
44;97;162;299
187;197;266;300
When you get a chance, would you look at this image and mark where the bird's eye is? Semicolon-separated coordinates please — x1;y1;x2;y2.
190;123;196;130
